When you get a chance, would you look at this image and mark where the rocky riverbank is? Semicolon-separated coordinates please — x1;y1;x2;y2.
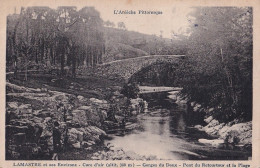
190;102;252;150
154;90;251;152
6;82;148;160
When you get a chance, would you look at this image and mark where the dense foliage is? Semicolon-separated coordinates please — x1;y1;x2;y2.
121;83;140;99
7;6;105;78
176;7;252;122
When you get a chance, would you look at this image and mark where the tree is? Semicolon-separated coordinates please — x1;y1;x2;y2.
13;7;37;80
6;6;105;79
177;7;252;122
117;22;126;30
121;83;140;99
104;20;115;28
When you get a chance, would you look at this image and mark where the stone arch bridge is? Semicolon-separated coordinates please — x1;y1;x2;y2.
95;55;185;81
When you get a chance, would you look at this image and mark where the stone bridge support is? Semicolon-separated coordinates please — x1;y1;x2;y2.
96;55;185;81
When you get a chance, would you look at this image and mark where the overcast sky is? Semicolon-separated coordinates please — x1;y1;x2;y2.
6;2;193;38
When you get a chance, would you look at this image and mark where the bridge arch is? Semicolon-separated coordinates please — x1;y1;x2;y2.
128;61;180;86
97;55;185;82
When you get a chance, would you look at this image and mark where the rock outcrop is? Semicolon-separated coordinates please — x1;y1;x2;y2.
6;82;109;160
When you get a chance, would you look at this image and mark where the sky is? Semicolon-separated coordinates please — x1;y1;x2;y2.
96;5;193;38
5;1;194;39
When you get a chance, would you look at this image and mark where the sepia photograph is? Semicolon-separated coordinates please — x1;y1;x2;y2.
3;1;254;162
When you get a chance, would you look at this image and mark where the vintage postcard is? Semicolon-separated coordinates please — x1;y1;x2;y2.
0;0;259;168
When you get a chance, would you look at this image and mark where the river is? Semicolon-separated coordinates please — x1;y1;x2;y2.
105;92;251;160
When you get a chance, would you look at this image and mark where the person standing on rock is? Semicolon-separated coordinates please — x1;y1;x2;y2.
108;96;118;122
52;121;61;160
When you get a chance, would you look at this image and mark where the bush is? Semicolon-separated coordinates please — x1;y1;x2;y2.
121;83;139;99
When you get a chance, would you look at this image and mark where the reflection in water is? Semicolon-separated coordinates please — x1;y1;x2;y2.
176;113;185;133
106;92;251;160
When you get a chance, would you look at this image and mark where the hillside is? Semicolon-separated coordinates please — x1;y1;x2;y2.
103;27;186;62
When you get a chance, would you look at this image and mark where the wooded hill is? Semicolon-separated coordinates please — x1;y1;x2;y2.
103;27;186;62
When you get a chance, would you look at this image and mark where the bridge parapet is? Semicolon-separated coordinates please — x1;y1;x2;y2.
95;55;185;81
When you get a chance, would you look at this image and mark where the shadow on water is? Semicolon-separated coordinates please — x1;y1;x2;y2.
106;91;251;160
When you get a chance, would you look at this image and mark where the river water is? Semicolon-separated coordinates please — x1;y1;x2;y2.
105;92;251;160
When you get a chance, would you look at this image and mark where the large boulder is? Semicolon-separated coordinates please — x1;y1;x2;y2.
218;121;252;145
51;93;70;103
72;142;81;149
205;119;219;128
72;109;88;126
32;117;44;124
193;104;202;112
78;106;92;110
84;108;103;126
72;105;106;127
81;126;106;143
67;126;106;148
68;128;84;145
77;95;84;101
204;116;213;124
202;118;225;136
87;126;106;136
7;102;19;109
204;123;225;136
89;98;109;110
18;104;33;114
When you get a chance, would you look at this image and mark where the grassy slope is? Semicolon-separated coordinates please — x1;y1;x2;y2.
7;73;125;100
103;27;172;62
